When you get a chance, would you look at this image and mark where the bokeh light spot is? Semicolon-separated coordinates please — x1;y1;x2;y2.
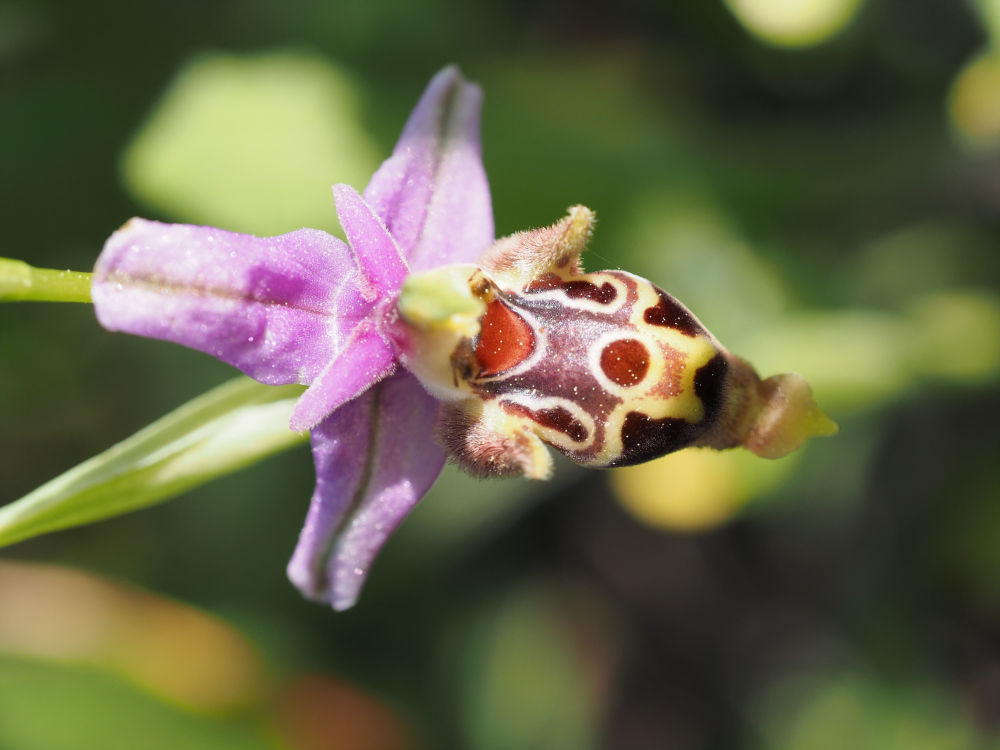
949;51;1000;150
725;0;865;48
610;447;799;531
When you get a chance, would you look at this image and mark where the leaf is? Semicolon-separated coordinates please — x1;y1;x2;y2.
0;377;306;548
0;656;276;750
122;53;382;235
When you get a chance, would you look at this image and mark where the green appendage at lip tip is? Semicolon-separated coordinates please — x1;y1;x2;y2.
0;258;93;303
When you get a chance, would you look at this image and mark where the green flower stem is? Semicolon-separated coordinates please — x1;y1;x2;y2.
0;257;93;303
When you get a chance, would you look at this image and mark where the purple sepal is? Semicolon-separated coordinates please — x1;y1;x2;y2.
363;66;494;271
93;219;367;386
333;184;408;296
286;392;372;600
287;370;445;610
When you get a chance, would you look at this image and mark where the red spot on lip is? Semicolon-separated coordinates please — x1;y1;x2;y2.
600;338;650;386
475;299;535;376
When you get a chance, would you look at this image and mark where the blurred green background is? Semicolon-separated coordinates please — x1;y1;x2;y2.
2;0;1000;748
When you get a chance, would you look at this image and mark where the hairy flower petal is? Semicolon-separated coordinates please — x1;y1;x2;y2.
363;66;494;269
287;371;444;610
288;328;396;432
93;219;368;385
286;394;372;601
333;183;408;296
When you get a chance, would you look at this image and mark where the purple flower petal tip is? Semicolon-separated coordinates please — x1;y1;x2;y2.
364;67;494;271
332;184;409;297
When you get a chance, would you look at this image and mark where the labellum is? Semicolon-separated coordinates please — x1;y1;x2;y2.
394;206;837;480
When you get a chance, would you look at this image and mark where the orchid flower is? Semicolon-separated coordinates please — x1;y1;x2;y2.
4;66;836;611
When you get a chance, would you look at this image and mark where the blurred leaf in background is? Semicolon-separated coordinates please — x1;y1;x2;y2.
453;585;607;750
0;561;267;713
123;53;382;236
754;668;989;750
0;561;420;750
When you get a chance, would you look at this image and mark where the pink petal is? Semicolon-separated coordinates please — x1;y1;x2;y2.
332;183;408;296
93;219;369;385
288;327;396;432
363;66;494;270
286;370;446;610
286;394;373;600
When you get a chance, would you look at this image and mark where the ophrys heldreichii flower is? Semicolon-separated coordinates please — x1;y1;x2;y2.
92;67;835;610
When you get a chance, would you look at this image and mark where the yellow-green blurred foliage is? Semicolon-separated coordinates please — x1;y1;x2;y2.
725;0;867;48
124;54;382;236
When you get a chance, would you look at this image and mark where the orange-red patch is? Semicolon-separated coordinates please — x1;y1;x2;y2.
475;299;535;375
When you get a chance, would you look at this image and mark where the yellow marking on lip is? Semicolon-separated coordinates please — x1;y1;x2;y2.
500;394;598;455
590;277;720;466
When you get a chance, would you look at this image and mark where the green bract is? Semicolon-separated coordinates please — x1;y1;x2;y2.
0;378;305;548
